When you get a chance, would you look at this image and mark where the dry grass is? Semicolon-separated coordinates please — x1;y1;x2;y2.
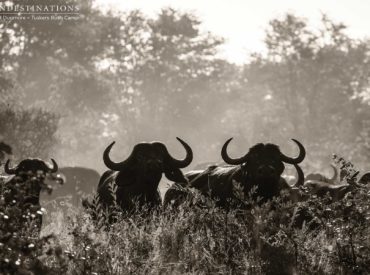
1;168;370;274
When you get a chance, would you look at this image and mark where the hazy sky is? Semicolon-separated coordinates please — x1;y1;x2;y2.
96;0;370;63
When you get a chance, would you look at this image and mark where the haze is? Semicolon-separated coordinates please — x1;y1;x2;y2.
96;0;370;64
1;0;370;179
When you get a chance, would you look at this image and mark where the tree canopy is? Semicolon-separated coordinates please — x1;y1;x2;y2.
1;2;370;172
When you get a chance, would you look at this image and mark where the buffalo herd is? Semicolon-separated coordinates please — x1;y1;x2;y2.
0;137;368;231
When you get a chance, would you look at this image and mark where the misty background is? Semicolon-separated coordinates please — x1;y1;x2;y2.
1;0;370;178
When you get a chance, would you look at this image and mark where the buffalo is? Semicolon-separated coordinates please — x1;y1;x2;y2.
291;164;360;229
302;165;356;202
164;138;306;207
303;180;352;201
305;164;338;184
1;158;60;233
287;162;357;202
42;166;100;209
286;163;352;202
89;137;193;216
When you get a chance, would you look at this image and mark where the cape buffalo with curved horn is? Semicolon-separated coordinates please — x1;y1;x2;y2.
303;180;352;201
305;164;338;184
41;166;100;211
291;163;355;202
164;138;306;207
93;137;193;214
1;158;60;233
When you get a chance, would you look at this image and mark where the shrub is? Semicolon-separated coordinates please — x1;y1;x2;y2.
1;161;369;274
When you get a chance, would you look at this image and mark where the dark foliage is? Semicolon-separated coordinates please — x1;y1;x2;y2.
0;169;64;274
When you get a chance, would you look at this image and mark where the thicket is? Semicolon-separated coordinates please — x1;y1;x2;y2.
1;165;369;274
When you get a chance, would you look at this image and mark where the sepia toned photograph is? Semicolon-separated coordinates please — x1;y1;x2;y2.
0;0;370;274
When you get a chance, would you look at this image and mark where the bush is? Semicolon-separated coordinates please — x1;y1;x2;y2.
1;162;369;274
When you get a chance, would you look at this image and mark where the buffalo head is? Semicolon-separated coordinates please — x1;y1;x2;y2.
5;158;58;176
91;138;193;217
4;158;59;196
103;137;193;185
221;138;305;188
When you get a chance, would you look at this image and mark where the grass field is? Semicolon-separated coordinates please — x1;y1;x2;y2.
1;177;370;275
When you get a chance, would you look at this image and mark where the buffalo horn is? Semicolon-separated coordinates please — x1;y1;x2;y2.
221;138;248;165
4;159;16;175
330;164;338;182
48;159;58;173
292;163;304;187
103;141;131;171
165;138;193;168
280;139;306;164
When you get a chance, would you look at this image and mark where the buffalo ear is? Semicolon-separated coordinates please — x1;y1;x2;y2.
164;167;188;183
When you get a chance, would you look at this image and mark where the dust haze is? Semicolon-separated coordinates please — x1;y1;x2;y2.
1;1;370;180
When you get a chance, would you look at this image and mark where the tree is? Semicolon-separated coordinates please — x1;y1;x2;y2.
1;3;230;167
239;14;370;168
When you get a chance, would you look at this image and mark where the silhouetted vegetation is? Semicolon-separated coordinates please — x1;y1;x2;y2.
1;1;369;170
1;162;369;274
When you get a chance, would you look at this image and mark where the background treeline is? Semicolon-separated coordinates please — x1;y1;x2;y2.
1;0;370;173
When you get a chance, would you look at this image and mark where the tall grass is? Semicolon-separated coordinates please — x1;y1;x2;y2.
1;169;370;274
